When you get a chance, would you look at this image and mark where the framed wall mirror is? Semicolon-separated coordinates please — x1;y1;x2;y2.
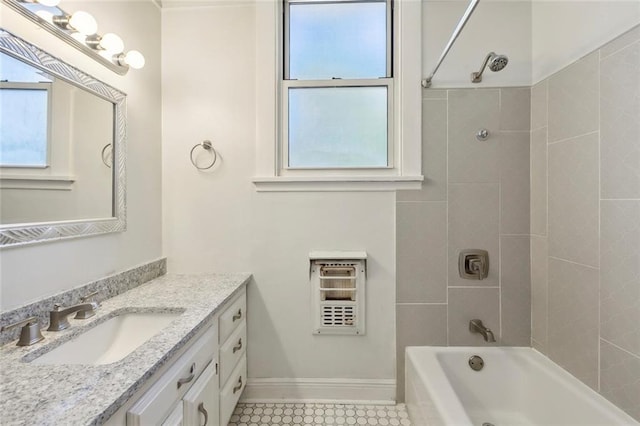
0;29;126;248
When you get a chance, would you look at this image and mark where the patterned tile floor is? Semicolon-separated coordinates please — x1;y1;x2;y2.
228;402;411;426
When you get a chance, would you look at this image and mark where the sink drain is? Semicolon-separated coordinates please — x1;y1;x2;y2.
482;423;495;426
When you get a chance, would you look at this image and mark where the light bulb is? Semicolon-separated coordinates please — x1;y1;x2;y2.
99;33;124;54
36;0;60;6
35;10;54;23
123;50;145;69
68;11;97;36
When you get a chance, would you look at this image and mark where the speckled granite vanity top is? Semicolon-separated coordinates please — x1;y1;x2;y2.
0;273;251;426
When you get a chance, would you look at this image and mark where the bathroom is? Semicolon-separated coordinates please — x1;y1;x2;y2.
0;0;638;424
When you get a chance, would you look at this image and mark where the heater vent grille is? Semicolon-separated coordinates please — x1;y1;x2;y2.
310;253;366;335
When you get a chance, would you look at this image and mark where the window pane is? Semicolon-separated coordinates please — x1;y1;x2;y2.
289;2;387;79
0;89;48;166
288;86;388;168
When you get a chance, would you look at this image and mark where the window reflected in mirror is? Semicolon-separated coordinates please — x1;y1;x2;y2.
0;51;115;225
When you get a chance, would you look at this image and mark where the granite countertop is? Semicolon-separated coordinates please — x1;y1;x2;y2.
0;273;251;426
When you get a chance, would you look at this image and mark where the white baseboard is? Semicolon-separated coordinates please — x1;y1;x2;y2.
240;378;396;404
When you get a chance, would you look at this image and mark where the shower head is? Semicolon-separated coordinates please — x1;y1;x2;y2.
471;52;509;83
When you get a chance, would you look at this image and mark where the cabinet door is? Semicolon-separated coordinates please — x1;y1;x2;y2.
183;362;219;426
162;403;183;426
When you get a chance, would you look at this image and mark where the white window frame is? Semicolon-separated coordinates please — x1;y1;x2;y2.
253;0;423;191
0;81;52;169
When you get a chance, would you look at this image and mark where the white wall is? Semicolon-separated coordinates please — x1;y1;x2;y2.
0;1;163;310
532;0;640;83
161;3;397;389
423;0;532;88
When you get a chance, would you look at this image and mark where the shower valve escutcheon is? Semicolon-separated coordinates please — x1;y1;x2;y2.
459;249;489;280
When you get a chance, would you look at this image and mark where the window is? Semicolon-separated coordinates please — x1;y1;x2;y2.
0;53;52;168
283;0;393;170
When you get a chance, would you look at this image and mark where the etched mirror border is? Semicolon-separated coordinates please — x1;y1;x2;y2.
0;29;126;248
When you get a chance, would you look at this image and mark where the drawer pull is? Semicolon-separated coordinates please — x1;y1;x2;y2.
232;308;242;322
233;338;243;353
177;363;195;389
233;376;243;394
198;402;209;426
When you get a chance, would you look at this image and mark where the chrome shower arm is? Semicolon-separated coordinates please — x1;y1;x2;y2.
471;51;495;83
422;0;480;88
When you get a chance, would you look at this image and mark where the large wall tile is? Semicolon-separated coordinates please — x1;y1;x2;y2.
600;200;640;356
600;25;640;59
500;131;530;235
548;52;599;142
531;236;548;352
448;90;500;183
530;80;548;130
396;304;447;401
530;127;548;236
548;133;599;267
448;288;500;346
600;41;640;199
547;258;599;390
397;202;448;303
500;87;531;131
500;236;531;346
448;184;500;287
398;99;448;202
600;340;640;422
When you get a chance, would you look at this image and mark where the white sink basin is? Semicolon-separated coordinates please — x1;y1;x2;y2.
31;312;182;365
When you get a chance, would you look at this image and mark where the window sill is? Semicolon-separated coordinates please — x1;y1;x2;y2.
0;174;75;190
252;175;423;192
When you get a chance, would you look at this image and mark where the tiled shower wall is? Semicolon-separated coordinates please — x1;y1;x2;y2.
530;25;640;421
395;87;531;400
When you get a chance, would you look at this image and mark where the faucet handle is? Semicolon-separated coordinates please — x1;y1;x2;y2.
75;292;99;320
1;317;45;346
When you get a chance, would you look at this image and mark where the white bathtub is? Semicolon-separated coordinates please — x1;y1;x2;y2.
405;347;638;426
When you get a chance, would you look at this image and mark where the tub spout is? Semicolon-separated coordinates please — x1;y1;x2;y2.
469;319;496;342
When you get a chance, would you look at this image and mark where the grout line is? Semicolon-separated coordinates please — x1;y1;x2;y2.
597;48;602;393
599;38;640;61
395;200;447;204
547;130;599;145
445;90;450;347
396;302;448;306
448;286;501;289
501;234;531;237
548;256;599;270
600;338;640;361
544;82;549;353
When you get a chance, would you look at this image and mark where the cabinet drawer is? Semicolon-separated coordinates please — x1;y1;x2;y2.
219;321;246;385
127;326;217;426
183;362;219;426
161;403;183;426
219;354;246;426
219;291;246;344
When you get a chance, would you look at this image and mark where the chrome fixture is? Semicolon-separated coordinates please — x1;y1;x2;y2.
459;249;489;280
190;140;218;170
468;354;485;371
75;291;100;319
1;317;44;346
47;302;99;331
3;0;145;74
471;52;509;84
476;128;489;141
422;0;480;88
469;319;496;343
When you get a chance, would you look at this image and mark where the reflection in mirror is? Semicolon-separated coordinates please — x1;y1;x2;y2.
0;30;126;247
0;52;115;224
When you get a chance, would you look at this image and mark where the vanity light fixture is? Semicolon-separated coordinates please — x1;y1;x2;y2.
52;10;98;36
6;0;145;74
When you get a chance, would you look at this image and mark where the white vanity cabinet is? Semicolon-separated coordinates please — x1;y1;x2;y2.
124;288;247;426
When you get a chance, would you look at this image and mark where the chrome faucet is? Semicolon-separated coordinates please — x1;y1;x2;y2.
48;302;99;331
469;319;496;343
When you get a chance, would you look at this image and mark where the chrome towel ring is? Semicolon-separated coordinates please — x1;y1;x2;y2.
101;143;112;168
190;140;218;170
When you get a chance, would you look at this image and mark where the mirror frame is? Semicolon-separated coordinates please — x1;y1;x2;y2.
0;29;126;248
